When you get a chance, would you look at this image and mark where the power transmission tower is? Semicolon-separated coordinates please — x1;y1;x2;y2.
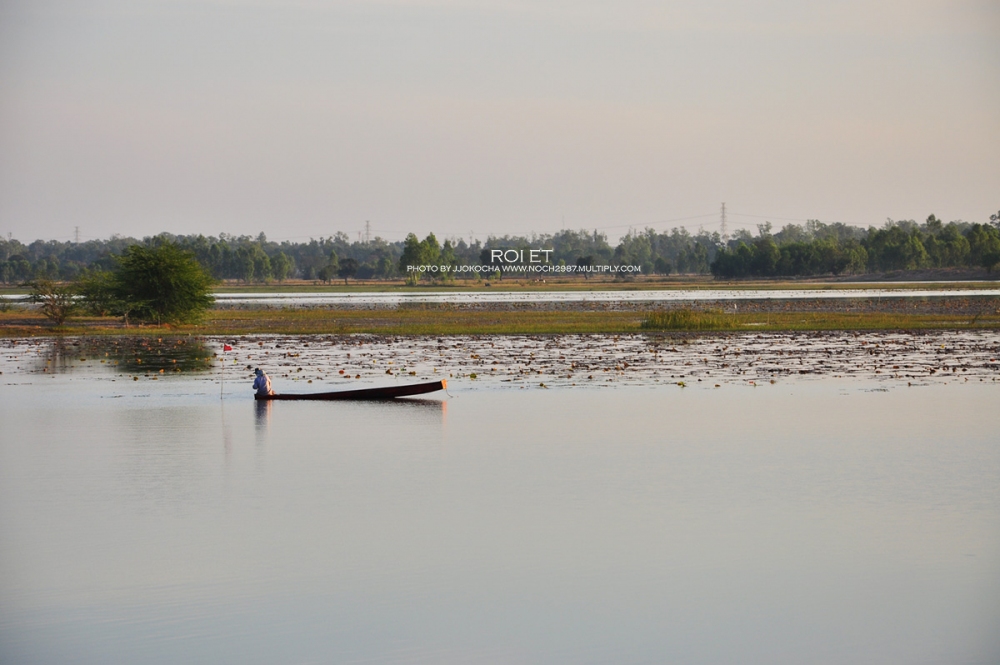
75;226;80;244
364;220;371;244
720;203;728;239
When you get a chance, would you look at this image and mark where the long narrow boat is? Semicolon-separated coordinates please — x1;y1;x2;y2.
254;379;447;401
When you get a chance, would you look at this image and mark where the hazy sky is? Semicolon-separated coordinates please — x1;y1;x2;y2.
1;0;998;243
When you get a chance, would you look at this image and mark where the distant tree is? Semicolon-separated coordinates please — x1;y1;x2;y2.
653;257;672;275
576;255;594;279
751;236;780;276
315;250;339;284
235;244;271;282
399;234;423;276
924;223;970;267
983;248;1000;273
711;242;755;278
991;210;1000;229
2;255;31;284
253;247;272;281
441;239;457;267
399;233;441;284
924;214;943;235
420;233;441;266
272;252;293;282
235;246;256;283
376;256;395;279
844;242;869;274
615;230;653;273
864;224;929;272
112;243;214;324
338;257;359;284
968;224;1000;272
26;279;78;325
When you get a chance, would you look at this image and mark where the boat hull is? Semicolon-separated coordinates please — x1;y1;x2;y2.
254;379;446;401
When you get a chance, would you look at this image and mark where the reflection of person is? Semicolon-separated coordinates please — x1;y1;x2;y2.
254;399;272;432
252;367;274;396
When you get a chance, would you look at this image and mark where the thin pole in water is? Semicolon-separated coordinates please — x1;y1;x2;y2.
221;343;232;399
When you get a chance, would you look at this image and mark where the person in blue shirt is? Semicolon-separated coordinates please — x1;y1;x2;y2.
252;367;274;396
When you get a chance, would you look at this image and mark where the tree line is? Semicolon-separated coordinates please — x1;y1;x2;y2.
710;215;1000;278
2;212;998;284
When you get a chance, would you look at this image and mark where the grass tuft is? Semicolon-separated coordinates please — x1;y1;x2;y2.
640;309;730;331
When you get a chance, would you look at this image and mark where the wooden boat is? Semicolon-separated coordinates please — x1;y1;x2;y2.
254;379;447;401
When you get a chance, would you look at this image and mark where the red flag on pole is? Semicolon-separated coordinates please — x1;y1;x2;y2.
223;344;233;351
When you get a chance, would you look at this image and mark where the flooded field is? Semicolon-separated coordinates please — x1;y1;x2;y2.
4;330;997;390
1;333;998;664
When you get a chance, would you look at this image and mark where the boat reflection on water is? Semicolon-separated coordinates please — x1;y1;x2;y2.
251;394;447;443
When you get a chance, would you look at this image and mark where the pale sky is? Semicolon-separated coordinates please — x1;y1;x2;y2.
1;0;998;243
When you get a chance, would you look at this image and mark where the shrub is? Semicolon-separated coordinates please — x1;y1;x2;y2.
25;279;78;325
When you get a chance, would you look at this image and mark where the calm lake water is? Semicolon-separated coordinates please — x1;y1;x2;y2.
212;287;1000;307
1;336;999;664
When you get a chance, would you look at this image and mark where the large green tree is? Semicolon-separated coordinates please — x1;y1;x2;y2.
112;243;215;324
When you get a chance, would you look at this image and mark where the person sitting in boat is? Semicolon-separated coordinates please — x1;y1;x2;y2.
252;367;274;396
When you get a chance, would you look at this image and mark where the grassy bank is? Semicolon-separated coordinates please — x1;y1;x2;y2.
3;307;999;337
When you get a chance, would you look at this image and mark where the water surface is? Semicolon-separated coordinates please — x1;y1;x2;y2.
1;339;998;664
213;288;1000;307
